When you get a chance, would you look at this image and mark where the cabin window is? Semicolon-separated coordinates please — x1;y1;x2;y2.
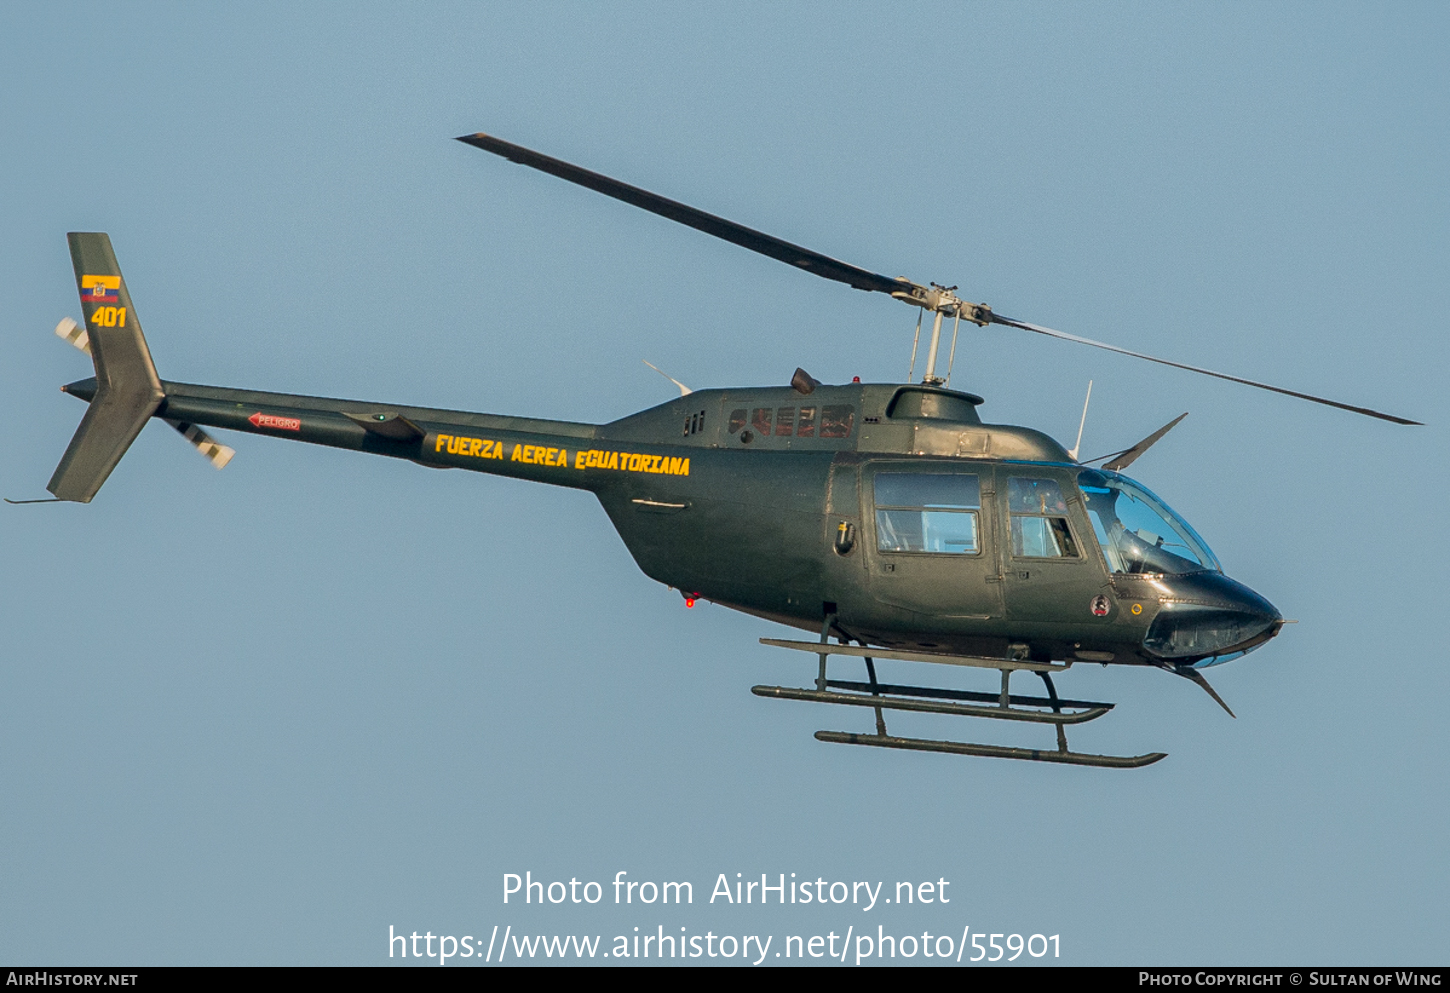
873;472;980;554
728;405;849;440
821;405;855;438
1008;477;1079;558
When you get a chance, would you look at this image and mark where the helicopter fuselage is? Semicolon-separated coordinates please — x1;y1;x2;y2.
62;374;1281;668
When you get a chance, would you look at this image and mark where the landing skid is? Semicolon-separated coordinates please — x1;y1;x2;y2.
813;732;1165;769
756;625;1167;769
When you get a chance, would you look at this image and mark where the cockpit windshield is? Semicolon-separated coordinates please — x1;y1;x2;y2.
1076;469;1221;575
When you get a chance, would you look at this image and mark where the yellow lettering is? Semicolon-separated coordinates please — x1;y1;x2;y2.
556;448;567;466
665;456;680;475
494;442;505;459
606;451;618;470
680;457;690;476
575;451;586;469
435;435;449;453
116;307;126;327
467;438;483;457
511;444;523;462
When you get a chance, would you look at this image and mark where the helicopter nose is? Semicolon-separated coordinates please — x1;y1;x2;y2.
1143;572;1283;667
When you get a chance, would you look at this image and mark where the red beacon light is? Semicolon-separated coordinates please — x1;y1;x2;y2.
684;594;698;608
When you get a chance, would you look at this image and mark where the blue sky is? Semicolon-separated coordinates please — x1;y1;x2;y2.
0;2;1445;965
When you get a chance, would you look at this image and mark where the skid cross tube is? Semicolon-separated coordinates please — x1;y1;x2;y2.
861;652;888;737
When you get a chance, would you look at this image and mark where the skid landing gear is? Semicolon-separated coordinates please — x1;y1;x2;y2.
754;631;1166;769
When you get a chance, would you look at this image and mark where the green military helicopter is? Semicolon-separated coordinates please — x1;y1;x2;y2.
29;133;1419;768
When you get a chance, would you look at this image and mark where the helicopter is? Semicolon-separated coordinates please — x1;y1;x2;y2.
26;132;1420;769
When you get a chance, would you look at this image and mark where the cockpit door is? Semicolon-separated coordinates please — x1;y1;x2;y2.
996;471;1113;625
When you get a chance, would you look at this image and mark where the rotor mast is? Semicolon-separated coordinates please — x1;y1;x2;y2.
900;284;990;386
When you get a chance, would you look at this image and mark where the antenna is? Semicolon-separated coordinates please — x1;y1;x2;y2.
643;360;692;396
1067;380;1093;462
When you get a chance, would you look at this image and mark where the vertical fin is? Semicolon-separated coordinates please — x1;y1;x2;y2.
47;234;165;502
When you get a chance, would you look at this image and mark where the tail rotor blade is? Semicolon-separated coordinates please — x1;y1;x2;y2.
54;316;90;355
166;419;235;470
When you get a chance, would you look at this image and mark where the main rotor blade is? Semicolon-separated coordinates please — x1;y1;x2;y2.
989;314;1422;425
457;131;1418;426
456;132;916;299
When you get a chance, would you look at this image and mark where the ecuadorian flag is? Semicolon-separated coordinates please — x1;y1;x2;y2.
81;274;120;304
